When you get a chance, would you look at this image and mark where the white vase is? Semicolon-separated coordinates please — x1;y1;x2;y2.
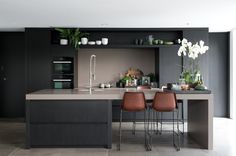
81;37;88;45
102;38;108;45
60;39;68;45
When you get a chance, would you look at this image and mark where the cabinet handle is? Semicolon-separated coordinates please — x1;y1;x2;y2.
53;79;72;82
53;61;72;64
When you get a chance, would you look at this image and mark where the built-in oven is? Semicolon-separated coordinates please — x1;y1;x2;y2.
52;75;73;89
53;57;73;75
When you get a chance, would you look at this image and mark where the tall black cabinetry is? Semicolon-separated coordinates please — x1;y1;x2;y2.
0;32;25;117
25;28;76;92
25;28;51;93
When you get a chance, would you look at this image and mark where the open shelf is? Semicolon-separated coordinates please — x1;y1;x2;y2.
79;44;180;49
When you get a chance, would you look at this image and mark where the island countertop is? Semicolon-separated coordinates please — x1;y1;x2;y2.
26;88;212;100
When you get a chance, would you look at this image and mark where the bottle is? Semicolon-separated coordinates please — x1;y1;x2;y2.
200;76;204;85
179;73;185;85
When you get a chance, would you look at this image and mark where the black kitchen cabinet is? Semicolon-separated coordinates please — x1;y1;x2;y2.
25;28;52;92
0;32;25;117
26;100;112;148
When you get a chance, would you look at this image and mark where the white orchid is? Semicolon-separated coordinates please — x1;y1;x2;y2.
177;38;209;85
177;38;209;60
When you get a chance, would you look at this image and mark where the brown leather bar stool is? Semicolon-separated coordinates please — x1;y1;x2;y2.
131;86;151;135
118;92;150;151
156;100;184;135
149;92;180;151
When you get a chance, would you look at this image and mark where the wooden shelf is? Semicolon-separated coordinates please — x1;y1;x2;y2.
79;44;180;49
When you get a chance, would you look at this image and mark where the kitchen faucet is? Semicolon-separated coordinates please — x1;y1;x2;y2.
89;54;96;94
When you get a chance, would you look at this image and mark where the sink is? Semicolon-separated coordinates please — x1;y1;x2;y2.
79;88;104;92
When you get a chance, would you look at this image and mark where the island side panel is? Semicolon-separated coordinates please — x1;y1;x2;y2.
188;99;212;149
26;100;112;148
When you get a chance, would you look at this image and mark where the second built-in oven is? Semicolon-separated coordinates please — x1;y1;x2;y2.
52;75;73;89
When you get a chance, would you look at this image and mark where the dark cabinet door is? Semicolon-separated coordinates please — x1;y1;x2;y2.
0;32;25;117
25;28;51;92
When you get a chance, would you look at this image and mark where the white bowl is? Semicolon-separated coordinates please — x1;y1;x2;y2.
60;39;68;45
88;41;96;45
96;40;102;45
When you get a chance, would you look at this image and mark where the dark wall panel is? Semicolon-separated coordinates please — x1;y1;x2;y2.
158;46;182;87
209;33;229;117
25;28;51;92
0;32;25;117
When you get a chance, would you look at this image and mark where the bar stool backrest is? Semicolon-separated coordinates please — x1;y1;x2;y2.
122;92;146;111
152;92;177;112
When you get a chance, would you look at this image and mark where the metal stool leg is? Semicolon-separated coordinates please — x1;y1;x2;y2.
132;112;136;135
155;112;158;134
146;107;152;151
173;109;180;151
160;112;163;135
118;109;122;151
182;102;184;135
177;109;180;151
173;111;175;147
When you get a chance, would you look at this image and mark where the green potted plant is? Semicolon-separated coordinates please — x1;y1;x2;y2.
55;28;88;49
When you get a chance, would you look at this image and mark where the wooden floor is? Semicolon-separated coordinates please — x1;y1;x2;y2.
0;118;235;156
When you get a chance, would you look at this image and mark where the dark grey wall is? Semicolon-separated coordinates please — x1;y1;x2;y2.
209;33;229;117
183;29;210;87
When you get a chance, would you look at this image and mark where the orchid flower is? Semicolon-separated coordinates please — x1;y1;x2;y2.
177;38;209;59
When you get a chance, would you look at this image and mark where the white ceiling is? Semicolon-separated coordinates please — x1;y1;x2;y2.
0;0;236;32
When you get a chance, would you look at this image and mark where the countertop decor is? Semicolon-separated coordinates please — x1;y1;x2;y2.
177;38;209;89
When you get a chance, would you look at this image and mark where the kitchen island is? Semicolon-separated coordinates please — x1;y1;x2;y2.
25;88;213;149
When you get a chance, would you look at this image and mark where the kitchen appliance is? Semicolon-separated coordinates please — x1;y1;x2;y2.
53;57;73;74
52;75;73;89
52;57;74;89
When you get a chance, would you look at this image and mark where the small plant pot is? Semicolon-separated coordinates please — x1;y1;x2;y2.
81;37;88;45
60;39;68;45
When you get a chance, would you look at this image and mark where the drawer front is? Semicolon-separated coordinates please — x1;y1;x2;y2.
29;100;110;123
30;124;108;147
